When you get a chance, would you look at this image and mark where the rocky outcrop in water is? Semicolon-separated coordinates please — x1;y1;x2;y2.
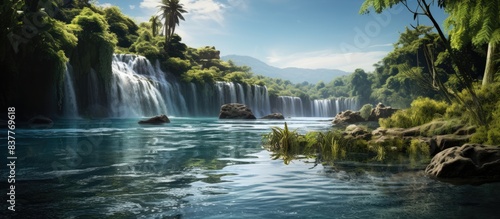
332;110;365;125
425;144;500;184
219;103;257;119
261;113;285;120
138;114;170;124
367;103;398;121
28;115;54;129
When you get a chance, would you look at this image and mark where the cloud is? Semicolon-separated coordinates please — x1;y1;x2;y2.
227;0;248;11
97;2;113;8
184;0;226;25
140;0;226;25
368;43;393;48
129;5;136;10
266;50;389;72
139;0;160;9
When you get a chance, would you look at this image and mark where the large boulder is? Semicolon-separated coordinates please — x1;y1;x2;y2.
138;114;170;124
332;110;365;125
425;144;500;184
219;103;256;119
260;113;285;120
431;134;471;155
367;103;398;121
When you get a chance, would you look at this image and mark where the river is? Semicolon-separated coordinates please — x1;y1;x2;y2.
2;118;500;218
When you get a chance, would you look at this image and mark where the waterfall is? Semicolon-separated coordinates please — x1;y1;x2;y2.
62;63;79;118
276;96;304;117
189;83;199;116
309;97;360;117
212;82;271;118
109;55;168;117
250;85;271;117
311;99;333;117
67;54;360;118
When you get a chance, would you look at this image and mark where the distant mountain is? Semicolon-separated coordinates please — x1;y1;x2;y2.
221;55;349;84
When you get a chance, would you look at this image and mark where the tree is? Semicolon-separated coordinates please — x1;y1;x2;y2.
360;0;489;125
158;0;187;51
360;0;499;87
350;69;372;104
149;15;163;37
440;0;500;86
104;6;139;48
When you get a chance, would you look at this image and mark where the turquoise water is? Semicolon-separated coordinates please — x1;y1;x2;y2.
2;118;500;218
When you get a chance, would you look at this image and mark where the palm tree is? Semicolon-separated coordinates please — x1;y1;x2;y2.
149;15;163;37
158;0;187;50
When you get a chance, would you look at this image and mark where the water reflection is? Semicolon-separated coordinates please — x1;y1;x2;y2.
2;118;500;218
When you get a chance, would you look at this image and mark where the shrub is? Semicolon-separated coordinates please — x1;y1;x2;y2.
164;57;190;76
408;139;430;156
380;97;447;128
359;104;373;120
471;100;500;145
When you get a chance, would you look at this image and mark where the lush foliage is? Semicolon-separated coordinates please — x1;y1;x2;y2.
158;0;187;50
460;82;500;145
359;104;373;120
263;123;432;165
1;0;79;115
104;6;139;48
380;97;448;128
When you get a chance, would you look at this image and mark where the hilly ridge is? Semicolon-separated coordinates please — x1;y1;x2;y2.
221;55;349;84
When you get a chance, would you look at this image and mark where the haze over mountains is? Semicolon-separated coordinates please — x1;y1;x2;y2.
221;55;349;84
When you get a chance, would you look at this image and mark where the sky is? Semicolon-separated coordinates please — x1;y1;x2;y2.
96;0;448;72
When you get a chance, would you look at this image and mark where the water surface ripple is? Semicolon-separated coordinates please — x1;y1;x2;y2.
1;118;500;218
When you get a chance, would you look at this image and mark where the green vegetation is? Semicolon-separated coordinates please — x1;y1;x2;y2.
158;0;187;51
2;0;499;152
262;122;432;165
265;0;500;165
359;104;373;120
380;97;448;128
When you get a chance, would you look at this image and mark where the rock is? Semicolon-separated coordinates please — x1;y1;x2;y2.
431;134;471;155
28;115;53;128
425;144;500;184
219;103;256;119
138;114;170;124
345;125;372;140
454;126;477;136
371;127;387;136
367;103;398;121
260;113;285;120
332;110;365;125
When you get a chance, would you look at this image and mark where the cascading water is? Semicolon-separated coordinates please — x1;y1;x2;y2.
211;82;271;118
311;99;333;117
310;97;360;117
109;55;169;117
62;63;79;118
65;54;360;118
275;96;304;117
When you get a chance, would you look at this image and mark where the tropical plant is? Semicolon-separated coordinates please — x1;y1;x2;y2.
440;0;500;86
262;122;307;164
104;6;139;48
158;0;187;51
360;0;493;126
149;15;163;37
379;97;448;128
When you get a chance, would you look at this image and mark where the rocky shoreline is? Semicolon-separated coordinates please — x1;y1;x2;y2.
332;104;500;185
